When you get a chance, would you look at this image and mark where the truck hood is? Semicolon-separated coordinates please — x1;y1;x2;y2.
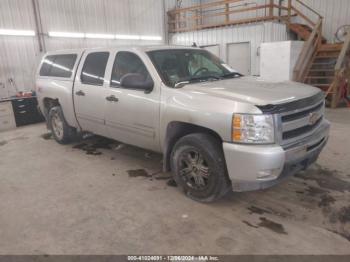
181;76;320;106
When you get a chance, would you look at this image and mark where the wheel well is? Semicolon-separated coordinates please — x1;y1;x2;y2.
163;121;223;172
43;98;60;118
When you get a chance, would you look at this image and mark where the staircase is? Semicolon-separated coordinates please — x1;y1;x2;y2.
289;23;326;43
289;2;350;108
304;44;342;92
167;0;350;107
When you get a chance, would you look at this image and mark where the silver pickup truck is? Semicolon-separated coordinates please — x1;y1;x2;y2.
35;45;330;202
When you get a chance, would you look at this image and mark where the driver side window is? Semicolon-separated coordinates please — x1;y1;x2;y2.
110;51;151;88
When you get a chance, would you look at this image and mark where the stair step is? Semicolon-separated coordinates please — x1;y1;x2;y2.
288;23;320;41
288;23;327;42
315;55;339;59
308;74;335;78
318;44;343;52
308;75;335;78
316;50;340;54
309;69;335;72
311;68;335;71
305;76;334;79
312;62;336;66
311;66;335;70
308;72;335;76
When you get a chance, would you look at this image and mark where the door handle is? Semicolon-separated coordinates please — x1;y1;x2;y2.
106;95;119;102
75;90;85;96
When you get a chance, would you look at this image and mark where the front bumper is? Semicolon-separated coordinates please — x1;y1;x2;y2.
223;119;330;192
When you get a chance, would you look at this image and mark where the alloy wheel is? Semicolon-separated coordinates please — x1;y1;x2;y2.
179;149;210;190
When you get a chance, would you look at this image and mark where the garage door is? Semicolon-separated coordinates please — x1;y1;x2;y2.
227;42;251;75
202;45;220;58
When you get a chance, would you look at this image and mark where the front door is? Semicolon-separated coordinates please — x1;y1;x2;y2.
74;51;110;136
105;51;160;151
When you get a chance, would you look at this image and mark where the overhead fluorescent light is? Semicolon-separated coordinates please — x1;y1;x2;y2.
49;31;84;38
114;34;162;41
85;33;115;39
115;34;140;40
0;29;35;36
140;35;162;41
48;31;163;41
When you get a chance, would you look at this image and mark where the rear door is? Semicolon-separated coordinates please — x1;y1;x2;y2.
74;51;110;136
36;52;82;127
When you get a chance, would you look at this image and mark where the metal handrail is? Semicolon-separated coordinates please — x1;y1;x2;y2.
167;0;323;33
335;32;350;71
169;0;242;14
327;31;350;105
168;4;273;25
295;0;323;19
168;0;293;33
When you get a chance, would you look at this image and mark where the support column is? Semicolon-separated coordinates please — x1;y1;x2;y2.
287;0;292;24
269;0;274;18
31;0;46;53
225;3;229;23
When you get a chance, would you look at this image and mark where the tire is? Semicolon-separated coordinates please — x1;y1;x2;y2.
48;106;77;144
170;133;231;202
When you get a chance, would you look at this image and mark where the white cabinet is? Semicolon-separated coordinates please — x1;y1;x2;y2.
0;101;16;132
260;41;304;82
0;83;9;99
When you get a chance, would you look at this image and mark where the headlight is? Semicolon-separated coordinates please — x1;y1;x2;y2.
232;114;275;144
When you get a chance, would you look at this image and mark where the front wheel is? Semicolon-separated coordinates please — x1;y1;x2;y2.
48;106;77;144
170;133;231;202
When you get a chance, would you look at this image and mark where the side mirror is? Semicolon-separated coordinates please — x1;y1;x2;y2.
120;73;154;93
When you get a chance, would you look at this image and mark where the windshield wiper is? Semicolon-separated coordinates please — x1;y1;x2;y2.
174;81;190;88
174;75;221;88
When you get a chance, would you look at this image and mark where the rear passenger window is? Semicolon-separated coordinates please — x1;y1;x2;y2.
81;52;109;86
39;54;77;78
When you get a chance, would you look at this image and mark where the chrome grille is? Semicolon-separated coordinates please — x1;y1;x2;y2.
255;92;326;146
282;116;323;140
277;99;325;146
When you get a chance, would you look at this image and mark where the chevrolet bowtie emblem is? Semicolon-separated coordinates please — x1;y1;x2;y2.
308;112;319;125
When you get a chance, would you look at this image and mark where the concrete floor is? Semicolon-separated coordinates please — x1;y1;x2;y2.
0;109;349;255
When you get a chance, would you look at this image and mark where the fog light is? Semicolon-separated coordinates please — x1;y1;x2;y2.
257;168;281;180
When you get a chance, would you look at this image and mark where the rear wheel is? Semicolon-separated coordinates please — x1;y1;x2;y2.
48;106;77;144
170;133;231;202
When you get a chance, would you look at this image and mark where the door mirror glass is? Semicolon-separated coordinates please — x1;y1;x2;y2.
120;73;153;92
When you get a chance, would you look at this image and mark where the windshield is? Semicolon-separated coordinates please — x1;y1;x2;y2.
147;49;241;87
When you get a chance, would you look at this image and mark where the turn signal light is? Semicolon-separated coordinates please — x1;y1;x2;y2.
231;114;275;144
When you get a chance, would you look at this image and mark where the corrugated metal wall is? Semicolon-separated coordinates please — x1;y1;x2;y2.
167;0;350;75
0;0;165;94
1;0;350;93
0;0;38;94
192;0;272;27
295;0;350;42
170;21;288;75
166;0;350;42
164;0;202;11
